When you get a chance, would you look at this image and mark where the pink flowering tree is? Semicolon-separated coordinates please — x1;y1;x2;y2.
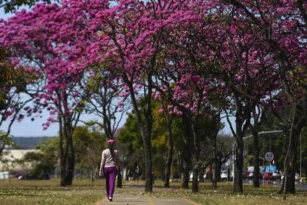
148;1;237;191
180;2;285;193
154;0;280;193
0;1;109;186
216;23;278;193
0;49;39;154
152;16;222;192
85;0;167;192
84;0;216;192
223;0;307;195
0;0;51;13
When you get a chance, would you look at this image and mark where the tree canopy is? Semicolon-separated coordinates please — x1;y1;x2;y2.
1;0;307;194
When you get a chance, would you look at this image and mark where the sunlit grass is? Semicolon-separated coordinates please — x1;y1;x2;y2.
0;178;103;205
149;180;307;205
0;179;306;205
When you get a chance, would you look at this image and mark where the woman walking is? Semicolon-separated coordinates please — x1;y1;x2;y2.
99;139;120;202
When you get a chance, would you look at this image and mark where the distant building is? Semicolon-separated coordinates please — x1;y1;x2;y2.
0;171;9;179
0;136;54;173
0;149;41;172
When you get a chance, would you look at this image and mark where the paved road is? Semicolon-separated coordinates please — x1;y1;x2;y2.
95;194;199;205
244;179;307;190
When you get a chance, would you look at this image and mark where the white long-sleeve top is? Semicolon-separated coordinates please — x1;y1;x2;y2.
100;149;119;168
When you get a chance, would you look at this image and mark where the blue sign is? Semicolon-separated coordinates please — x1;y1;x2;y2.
264;165;277;172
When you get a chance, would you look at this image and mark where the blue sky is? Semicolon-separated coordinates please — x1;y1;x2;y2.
0;5;232;137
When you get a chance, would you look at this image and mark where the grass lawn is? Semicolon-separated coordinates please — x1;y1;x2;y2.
0;179;306;205
149;181;307;205
0;178;103;205
182;182;307;205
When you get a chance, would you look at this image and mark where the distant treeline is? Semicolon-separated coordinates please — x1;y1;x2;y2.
11;137;55;149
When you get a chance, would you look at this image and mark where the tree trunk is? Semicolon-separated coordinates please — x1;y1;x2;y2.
253;131;260;188
160;154;164;180
60;156;66;186
192;167;199;192
212;128;218;188
64;132;74;186
91;170;94;182
117;166;122;188
281;130;299;195
282;159;296;193
178;152;185;185
233;138;244;193
143;132;153;192
125;76;153;192
231;93;250;194
212;163;217;189
164;117;173;188
180;115;191;189
59;118;66;186
281;97;307;196
191;122;200;193
181;163;190;189
0;145;4;156
59;116;75;186
216;161;222;182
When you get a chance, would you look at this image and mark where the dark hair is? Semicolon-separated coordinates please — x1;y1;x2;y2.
108;141;115;158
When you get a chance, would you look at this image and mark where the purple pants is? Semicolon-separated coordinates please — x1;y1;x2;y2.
103;166;117;199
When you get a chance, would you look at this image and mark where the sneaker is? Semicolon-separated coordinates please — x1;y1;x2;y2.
108;197;113;202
